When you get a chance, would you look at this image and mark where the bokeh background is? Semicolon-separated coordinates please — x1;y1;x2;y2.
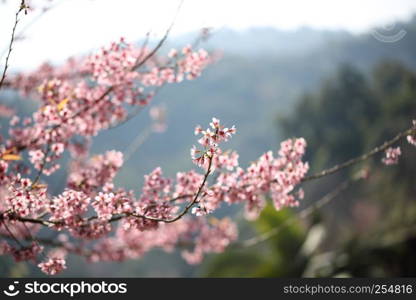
1;0;416;277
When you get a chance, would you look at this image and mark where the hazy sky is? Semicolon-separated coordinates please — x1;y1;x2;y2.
1;0;416;69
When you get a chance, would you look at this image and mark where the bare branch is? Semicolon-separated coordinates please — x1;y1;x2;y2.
0;0;27;91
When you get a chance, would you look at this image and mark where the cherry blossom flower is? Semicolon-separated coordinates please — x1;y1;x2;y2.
382;147;401;165
38;257;67;275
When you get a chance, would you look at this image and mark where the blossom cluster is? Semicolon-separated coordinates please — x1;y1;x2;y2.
1;113;309;276
191;117;236;169
7;39;211;179
0;35;311;276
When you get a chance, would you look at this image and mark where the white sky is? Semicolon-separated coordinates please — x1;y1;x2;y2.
1;0;416;70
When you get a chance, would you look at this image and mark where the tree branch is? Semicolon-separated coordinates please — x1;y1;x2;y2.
0;0;26;91
301;127;415;182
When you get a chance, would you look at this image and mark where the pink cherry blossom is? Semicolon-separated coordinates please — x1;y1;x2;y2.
382;147;401;165
0;30;315;276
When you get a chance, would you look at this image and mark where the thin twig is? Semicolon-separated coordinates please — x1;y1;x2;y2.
0;0;26;91
302;128;415;182
239;126;416;247
30;143;51;189
127;153;213;223
131;0;184;71
0;0;67;61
